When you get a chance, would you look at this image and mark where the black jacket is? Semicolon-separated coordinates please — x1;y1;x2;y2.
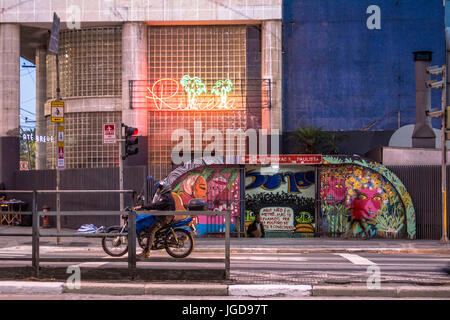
142;191;175;223
247;220;265;238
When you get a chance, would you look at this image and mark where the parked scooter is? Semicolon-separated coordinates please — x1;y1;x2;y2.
101;196;202;258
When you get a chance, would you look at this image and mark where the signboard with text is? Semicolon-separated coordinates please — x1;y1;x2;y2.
51;101;64;122
103;123;116;144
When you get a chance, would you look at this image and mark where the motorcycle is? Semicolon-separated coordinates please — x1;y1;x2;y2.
101;196;203;259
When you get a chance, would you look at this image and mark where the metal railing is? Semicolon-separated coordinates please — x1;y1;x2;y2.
0;189;231;280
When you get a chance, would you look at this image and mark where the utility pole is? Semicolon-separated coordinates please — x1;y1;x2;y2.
425;64;449;244
48;12;62;245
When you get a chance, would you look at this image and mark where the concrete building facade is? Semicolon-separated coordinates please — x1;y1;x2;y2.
0;0;282;182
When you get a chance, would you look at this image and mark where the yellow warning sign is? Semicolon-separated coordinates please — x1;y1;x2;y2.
51;101;64;122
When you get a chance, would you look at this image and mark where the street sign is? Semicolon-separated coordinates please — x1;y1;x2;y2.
20;161;30;171
57;145;65;170
57;126;64;147
48;12;61;55
51;101;64;122
241;154;323;165
103;123;117;144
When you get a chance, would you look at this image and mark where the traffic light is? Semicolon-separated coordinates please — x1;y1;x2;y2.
122;124;139;160
425;65;445;90
424;65;449;129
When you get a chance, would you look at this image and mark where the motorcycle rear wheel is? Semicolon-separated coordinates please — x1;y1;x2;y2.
102;228;129;257
165;229;194;258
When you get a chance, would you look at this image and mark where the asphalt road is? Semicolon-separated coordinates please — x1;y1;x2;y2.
0;243;448;286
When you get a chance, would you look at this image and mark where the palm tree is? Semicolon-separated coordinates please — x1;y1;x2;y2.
211;79;233;108
292;126;327;154
323;132;348;155
180;75;207;110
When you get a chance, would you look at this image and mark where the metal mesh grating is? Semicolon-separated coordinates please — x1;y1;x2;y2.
146;25;248;180
46;112;121;169
46;27;122;99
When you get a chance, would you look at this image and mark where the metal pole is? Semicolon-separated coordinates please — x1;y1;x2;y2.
31;191;40;277
441;65;449;244
128;209;136;280
119;125;124;227
225;211;230;280
56;53;62;245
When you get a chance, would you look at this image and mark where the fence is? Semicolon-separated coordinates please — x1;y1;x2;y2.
0;189;232;280
10;166;147;229
387;165;450;240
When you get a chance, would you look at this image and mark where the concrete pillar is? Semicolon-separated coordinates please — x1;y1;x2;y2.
0;24;20;187
35;47;47;170
412;51;436;148
122;22;148;166
261;20;282;153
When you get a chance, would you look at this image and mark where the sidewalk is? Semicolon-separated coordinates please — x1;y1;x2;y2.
1;225;450;255
194;237;450;255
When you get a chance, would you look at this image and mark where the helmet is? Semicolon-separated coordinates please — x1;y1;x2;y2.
155;181;171;195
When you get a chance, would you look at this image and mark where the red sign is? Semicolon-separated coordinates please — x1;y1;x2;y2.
241;154;322;165
57;146;65;169
103;123;116;144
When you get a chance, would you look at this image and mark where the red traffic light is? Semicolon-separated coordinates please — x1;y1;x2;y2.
125;126;138;136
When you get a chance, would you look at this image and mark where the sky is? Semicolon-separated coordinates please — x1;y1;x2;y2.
20;57;36;132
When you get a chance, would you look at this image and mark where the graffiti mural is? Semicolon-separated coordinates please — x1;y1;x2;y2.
245;166;316;237
170;166;241;236
320;156;416;239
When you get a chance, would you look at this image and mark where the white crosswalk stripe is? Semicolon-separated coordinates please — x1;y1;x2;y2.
336;253;376;265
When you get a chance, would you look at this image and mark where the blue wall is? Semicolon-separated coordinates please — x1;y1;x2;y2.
283;0;445;132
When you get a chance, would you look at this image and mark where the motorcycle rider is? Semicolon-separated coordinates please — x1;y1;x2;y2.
134;181;175;259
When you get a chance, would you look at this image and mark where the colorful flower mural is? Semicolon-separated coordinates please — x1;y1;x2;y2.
320;156;416;239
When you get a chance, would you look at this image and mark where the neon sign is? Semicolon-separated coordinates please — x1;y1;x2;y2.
146;76;238;111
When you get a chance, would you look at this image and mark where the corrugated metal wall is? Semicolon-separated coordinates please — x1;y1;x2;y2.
387;165;449;240
11;166;147;229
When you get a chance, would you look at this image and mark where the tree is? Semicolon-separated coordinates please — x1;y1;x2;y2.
291;126;347;154
292;126;327;154
19;128;36;170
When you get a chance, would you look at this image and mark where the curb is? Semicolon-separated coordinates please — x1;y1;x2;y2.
1;281;450;298
63;283;229;296
228;284;312;297
196;248;450;255
0;281;64;295
312;285;450;298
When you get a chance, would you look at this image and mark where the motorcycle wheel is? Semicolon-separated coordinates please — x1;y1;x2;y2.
165;228;194;258
102;228;129;257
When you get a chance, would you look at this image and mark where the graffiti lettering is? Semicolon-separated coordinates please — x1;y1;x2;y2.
246;171;315;193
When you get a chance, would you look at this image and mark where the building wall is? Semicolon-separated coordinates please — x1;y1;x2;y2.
282;0;445;134
0;0;281;24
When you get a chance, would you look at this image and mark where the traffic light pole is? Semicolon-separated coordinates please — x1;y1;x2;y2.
56;53;62;245
441;65;449;244
119;125;124;213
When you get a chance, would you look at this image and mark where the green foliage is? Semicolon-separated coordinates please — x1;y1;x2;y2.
291;126;347;154
20;128;36;170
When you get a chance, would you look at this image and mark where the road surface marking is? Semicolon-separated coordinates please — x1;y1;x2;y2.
337;253;376;265
76;262;108;268
232;256;307;262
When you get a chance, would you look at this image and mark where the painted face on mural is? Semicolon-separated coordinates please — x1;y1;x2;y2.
354;188;382;218
193;176;208;199
321;177;347;205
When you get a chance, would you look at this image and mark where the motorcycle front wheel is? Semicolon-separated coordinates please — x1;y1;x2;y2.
102;228;129;257
165;228;194;258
